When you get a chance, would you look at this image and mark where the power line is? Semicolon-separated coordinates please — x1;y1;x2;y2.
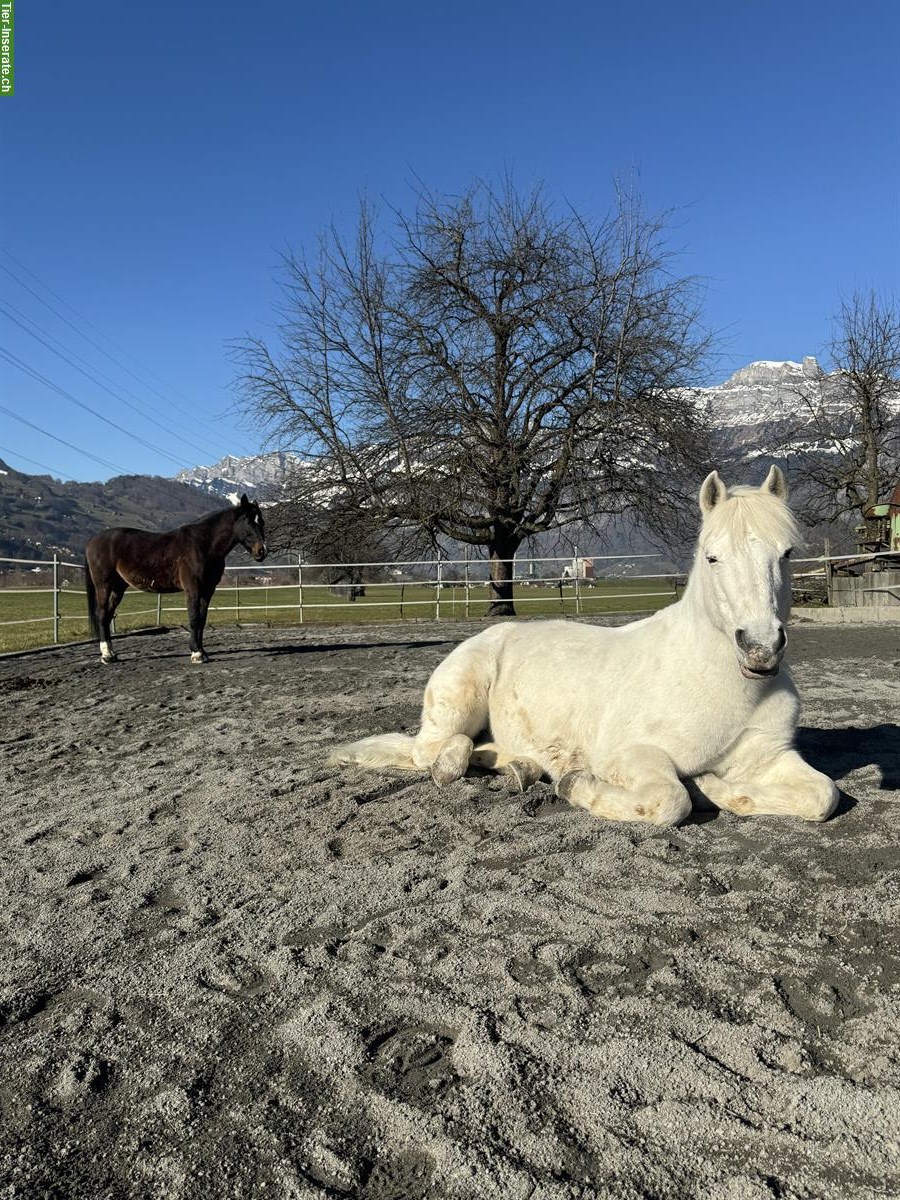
0;345;189;468
0;443;79;481
0;298;225;462
0;250;254;455
0;403;128;474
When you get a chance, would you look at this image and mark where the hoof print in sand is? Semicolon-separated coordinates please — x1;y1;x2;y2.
295;1139;364;1196
508;955;556;987
46;1052;114;1106
774;972;869;1032
198;956;273;1001
363;1023;459;1106
361;1148;436;1200
515;991;569;1029
573;947;677;1000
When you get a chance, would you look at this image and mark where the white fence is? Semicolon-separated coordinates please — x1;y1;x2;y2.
0;549;866;651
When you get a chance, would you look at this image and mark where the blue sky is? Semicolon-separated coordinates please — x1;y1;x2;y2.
1;0;898;482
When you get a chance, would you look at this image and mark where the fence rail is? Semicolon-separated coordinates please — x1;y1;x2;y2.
0;549;869;653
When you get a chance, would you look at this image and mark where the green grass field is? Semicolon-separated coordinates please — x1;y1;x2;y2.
0;579;681;654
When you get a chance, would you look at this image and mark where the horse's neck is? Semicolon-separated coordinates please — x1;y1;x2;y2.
203;513;238;558
665;556;732;660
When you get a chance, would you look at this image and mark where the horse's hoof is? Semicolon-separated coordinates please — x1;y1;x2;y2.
430;734;472;787
431;760;464;787
100;654;118;665
504;759;542;793
190;652;209;665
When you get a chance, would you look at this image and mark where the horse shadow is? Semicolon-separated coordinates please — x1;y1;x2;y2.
220;638;459;658
797;724;900;792
140;637;459;662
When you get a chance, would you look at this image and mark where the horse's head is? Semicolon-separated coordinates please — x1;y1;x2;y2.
697;465;798;680
235;494;267;562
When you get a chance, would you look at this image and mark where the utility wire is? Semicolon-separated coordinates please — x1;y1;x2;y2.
0;402;128;474
0;345;189;468
0;250;254;455
0;299;224;461
0;443;79;480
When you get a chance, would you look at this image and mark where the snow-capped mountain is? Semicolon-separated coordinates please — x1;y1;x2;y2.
702;355;899;472
701;356;826;429
175;451;304;502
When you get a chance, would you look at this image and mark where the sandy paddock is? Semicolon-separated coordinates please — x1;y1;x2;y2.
0;617;898;1200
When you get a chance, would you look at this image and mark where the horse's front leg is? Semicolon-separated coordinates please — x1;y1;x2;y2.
555;745;692;826
186;591;211;664
691;746;838;822
98;580;126;664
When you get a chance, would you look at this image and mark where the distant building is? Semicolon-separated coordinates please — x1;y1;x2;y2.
560;556;595;582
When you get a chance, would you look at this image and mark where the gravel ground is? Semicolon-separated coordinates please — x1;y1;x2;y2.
1;616;899;1200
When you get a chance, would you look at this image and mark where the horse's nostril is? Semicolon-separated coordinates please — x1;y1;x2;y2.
775;626;786;652
735;628;748;651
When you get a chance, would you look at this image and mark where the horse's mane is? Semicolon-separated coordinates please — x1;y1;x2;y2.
191;505;239;528
701;486;802;549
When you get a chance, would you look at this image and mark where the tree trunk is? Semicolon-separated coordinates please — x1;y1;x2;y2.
487;539;519;617
860;387;881;512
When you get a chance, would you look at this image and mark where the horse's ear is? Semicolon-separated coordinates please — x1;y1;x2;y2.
762;465;788;500
239;493;250;508
699;470;728;515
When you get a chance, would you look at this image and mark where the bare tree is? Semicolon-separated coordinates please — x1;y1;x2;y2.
235;180;713;614
779;291;900;524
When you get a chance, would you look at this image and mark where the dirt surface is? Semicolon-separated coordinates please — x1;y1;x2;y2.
1;617;899;1200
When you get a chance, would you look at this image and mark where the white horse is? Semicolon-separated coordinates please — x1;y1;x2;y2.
330;467;839;826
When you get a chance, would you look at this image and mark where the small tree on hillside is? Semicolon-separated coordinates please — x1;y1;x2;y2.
780;290;900;524
236;180;713;615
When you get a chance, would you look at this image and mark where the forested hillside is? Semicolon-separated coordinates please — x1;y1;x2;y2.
0;460;223;562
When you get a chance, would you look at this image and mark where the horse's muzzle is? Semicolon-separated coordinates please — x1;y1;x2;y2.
254;544;267;562
736;626;785;679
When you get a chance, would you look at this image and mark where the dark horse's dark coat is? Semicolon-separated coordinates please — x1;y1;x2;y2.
84;495;266;663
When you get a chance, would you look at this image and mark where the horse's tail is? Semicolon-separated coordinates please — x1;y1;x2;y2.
84;555;99;639
327;732;417;771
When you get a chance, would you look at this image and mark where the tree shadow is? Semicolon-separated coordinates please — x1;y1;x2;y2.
797;724;900;792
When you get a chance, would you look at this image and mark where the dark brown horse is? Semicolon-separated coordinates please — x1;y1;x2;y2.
85;495;267;664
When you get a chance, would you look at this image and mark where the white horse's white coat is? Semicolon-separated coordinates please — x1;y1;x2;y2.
330;468;839;825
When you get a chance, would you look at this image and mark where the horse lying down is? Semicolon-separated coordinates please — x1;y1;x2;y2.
330;467;839;826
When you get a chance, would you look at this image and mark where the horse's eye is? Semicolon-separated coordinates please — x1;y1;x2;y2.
783;548;793;560
706;555;718;565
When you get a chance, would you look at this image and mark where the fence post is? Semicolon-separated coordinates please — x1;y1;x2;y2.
156;593;162;626
824;538;833;606
53;554;60;644
400;583;405;620
464;547;470;619
435;556;442;620
574;547;581;616
298;556;304;624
